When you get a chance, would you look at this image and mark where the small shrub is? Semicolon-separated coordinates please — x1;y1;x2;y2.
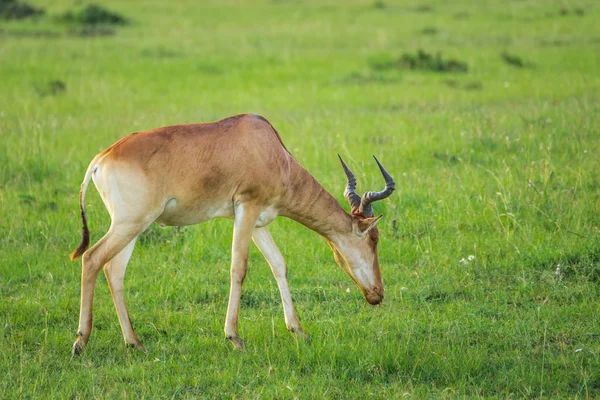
420;26;439;35
463;81;483;90
61;3;128;26
0;0;44;20
445;79;482;90
501;51;531;68
34;80;66;97
370;50;468;73
196;62;223;75
501;52;523;67
372;0;385;9
559;7;585;16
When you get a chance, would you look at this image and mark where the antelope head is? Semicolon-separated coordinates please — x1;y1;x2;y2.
328;155;395;305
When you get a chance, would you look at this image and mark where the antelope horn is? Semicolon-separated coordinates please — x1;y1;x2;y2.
338;154;361;211
359;156;395;217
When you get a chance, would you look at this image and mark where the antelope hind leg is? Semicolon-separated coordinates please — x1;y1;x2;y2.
72;223;142;355
104;237;146;352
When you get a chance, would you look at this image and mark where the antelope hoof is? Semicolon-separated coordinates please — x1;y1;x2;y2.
72;338;86;356
290;327;309;341
227;335;245;351
126;341;147;353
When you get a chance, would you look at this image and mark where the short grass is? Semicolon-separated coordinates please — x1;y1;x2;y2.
1;0;599;398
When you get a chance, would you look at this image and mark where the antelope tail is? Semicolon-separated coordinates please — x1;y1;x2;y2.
70;158;99;260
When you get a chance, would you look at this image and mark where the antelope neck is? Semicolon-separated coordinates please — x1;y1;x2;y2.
278;159;353;243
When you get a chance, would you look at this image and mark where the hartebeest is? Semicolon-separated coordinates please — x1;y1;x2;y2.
70;114;395;354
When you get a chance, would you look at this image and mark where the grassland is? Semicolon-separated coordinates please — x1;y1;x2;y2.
1;0;599;398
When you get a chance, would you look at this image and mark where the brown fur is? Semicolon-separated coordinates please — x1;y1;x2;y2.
69;113;391;354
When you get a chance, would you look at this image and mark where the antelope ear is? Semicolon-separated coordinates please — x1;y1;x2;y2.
353;214;384;236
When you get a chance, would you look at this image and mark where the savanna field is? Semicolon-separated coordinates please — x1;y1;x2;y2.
1;0;599;398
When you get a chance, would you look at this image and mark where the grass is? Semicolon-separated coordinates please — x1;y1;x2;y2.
1;0;599;398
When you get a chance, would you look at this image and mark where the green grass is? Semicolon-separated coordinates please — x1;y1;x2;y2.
1;0;599;398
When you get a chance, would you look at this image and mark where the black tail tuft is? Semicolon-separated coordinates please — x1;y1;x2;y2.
70;206;90;260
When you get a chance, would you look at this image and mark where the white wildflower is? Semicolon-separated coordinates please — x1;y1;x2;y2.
460;255;475;264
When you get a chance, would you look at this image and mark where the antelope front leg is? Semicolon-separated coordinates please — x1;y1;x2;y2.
252;227;307;339
224;203;259;351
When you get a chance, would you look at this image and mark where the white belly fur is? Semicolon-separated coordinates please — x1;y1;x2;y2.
156;198;235;226
156;199;278;228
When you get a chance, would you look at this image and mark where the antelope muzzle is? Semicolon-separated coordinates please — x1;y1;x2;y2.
365;287;384;305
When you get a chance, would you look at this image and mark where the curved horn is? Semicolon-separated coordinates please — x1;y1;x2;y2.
359;156;395;216
338;154;361;211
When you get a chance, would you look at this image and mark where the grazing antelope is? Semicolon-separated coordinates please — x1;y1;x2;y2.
70;114;395;354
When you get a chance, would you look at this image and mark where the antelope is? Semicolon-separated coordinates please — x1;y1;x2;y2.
70;113;395;354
